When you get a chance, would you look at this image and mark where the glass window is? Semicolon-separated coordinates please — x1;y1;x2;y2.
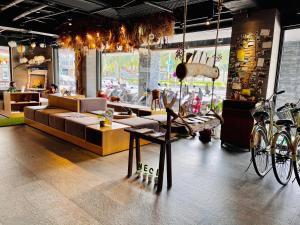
0;46;10;90
100;29;230;110
102;51;139;104
58;48;76;92
277;28;300;107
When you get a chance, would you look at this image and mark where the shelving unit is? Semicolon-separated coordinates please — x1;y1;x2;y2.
0;92;40;117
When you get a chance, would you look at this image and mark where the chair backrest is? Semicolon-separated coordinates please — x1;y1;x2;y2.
48;94;80;112
79;98;107;113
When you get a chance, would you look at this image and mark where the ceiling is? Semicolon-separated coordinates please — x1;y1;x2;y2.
0;0;299;46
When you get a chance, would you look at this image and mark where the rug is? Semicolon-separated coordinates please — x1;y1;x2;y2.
0;113;24;127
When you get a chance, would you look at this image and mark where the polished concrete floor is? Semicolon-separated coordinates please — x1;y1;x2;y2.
1;125;300;225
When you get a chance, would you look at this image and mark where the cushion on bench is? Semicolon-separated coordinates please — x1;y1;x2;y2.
115;117;159;130
24;105;47;120
35;108;70;125
142;115;168;123
88;110;105;116
65;116;100;139
49;112;85;131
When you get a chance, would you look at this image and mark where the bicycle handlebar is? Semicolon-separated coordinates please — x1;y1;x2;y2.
275;90;285;95
277;104;287;112
293;108;300;113
265;90;285;102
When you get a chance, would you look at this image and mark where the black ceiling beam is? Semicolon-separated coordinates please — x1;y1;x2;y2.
91;7;112;14
0;25;58;37
13;4;48;21
22;8;76;24
144;1;173;13
0;0;25;12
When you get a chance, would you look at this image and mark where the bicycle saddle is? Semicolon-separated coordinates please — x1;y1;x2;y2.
276;119;294;127
253;111;269;120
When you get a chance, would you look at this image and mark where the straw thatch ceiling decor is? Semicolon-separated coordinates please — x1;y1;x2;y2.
58;12;175;53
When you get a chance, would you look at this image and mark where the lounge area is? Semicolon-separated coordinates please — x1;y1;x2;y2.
1;0;300;225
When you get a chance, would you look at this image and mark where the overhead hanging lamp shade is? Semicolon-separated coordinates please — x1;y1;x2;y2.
39;43;46;48
8;41;17;48
31;42;36;49
17;45;26;54
19;57;28;64
33;55;45;64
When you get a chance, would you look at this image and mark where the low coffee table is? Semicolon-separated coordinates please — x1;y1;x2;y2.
86;122;131;156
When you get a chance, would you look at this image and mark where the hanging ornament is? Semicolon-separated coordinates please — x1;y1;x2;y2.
117;44;123;51
31;42;36;49
149;33;155;41
17;45;26;54
8;41;17;48
19;57;28;64
39;43;46;48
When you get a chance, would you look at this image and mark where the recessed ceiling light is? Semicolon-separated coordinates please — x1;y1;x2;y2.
297;12;300;15
36;11;40;14
68;22;72;26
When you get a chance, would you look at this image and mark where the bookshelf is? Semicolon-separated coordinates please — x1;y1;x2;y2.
0;92;40;117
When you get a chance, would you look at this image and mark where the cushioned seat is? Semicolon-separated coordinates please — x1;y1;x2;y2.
65;116;100;139
79;98;107;113
35;108;70;125
24;105;48;120
88;110;106;116
49;112;85;131
115;117;159;130
142;114;168;123
276;119;294;127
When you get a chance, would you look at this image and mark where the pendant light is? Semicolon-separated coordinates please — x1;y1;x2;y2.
31;42;36;49
39;43;46;48
8;41;17;48
17;44;26;54
19;57;28;64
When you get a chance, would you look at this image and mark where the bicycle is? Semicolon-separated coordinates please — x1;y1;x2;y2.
249;91;285;177
271;102;299;185
289;101;300;186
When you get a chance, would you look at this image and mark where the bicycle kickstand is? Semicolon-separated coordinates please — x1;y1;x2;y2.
244;159;253;173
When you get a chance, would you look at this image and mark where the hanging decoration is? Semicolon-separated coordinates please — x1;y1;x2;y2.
58;13;175;53
29;55;46;65
75;50;84;94
17;44;26;54
39;43;46;48
30;42;36;49
175;0;223;115
8;41;17;48
19;57;28;64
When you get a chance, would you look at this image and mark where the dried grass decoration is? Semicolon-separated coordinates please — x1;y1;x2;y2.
58;13;175;53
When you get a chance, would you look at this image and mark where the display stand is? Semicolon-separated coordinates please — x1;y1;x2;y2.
126;108;177;193
0;92;40;117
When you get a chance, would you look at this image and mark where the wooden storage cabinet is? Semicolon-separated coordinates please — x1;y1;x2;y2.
221;100;256;149
0;92;40;116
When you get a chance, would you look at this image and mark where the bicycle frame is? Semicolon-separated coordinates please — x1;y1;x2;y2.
250;97;279;149
292;134;300;162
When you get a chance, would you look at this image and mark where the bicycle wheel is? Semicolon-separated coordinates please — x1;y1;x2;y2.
292;136;300;186
250;125;269;177
271;131;292;185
